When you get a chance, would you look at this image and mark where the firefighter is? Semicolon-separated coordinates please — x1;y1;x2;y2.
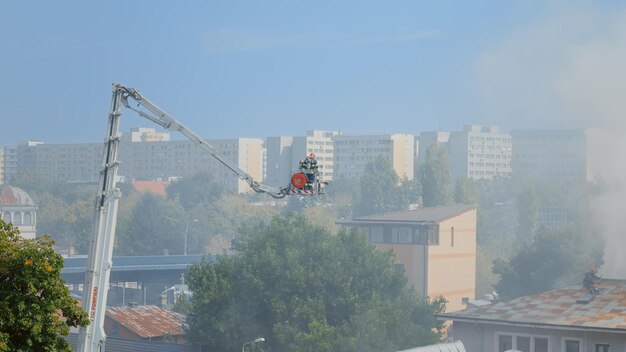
303;152;317;190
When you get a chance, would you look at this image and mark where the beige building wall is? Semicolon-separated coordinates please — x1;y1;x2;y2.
427;209;477;312
334;134;415;181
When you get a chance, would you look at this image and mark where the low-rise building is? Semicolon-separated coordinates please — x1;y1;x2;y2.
338;204;477;312
0;184;37;239
105;305;186;344
440;279;626;352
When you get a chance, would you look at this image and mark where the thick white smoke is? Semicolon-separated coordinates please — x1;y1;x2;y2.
475;4;626;278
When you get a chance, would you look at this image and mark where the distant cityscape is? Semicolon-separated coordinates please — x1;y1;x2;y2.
0;125;607;192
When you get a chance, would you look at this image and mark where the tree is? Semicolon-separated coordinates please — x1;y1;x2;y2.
515;186;538;245
185;216;446;352
166;171;223;209
0;220;89;351
493;224;604;299
353;156;409;216
115;193;185;255
420;144;451;207
454;177;478;204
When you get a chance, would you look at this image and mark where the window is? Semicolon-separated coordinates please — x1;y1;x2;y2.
496;333;549;352
564;339;581;352
498;335;513;352
450;227;455;247
383;227;392;243
595;344;610;352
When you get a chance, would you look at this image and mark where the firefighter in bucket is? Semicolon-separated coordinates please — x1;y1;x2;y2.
291;152;320;193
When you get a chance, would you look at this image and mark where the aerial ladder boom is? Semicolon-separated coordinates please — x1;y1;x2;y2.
79;84;296;352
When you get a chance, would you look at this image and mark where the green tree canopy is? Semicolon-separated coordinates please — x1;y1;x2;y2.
515;186;538;245
454;177;478;204
493;224;604;299
0;220;89;351
185;216;445;352
353;156;410;216
420;144;451;207
115;192;185;255
166;171;223;209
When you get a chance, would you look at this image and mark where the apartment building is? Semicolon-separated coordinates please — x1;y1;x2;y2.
416;131;450;166
510;129;614;184
3;130;264;194
266;130;340;188
448;125;512;180
333;134;415;180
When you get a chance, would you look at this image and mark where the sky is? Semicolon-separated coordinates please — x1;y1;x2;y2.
3;1;625;146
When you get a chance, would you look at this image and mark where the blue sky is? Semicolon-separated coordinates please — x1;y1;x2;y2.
1;1;624;145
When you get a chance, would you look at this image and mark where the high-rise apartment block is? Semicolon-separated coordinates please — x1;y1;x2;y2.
416;131;450;166
511;129;607;184
3;129;264;194
265;130;340;189
448;125;512;180
333;134;415;180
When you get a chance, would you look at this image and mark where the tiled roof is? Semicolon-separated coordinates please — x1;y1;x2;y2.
106;306;185;338
353;204;476;224
0;185;35;206
132;181;170;196
441;279;626;331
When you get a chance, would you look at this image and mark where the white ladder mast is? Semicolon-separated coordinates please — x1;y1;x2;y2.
78;84;289;352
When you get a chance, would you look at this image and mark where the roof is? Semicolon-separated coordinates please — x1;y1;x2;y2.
132;180;170;196
0;185;35;206
340;204;476;226
106;305;185;338
441;279;626;332
398;341;466;352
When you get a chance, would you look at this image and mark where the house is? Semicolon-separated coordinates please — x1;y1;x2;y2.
338;204;477;312
439;279;626;352
104;305;186;344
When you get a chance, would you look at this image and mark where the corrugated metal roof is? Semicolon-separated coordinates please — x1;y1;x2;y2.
441;279;626;331
398;341;466;352
106;305;185;338
348;204;476;224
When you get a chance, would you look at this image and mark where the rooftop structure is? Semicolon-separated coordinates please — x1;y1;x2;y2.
105;305;185;343
0;184;37;239
441;279;626;352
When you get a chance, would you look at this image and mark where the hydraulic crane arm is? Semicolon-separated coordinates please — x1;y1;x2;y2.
78;83;293;352
114;83;289;199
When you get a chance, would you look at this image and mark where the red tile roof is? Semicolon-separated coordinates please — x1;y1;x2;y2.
441;279;626;331
106;306;185;338
131;181;170;196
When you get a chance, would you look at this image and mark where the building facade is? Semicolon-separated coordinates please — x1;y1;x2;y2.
338;204;477;312
448;125;512;181
0;185;37;239
441;279;626;352
510;129;610;184
2;130;264;194
417;131;450;166
333;134;415;180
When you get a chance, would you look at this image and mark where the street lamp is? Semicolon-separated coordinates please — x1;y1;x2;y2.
184;219;198;256
242;337;265;352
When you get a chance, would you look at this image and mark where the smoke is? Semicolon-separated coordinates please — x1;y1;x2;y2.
475;4;626;278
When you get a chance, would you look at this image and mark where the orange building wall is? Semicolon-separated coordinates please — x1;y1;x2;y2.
427;209;477;312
